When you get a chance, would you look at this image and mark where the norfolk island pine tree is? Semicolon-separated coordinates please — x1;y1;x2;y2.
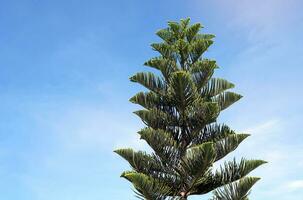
114;18;266;200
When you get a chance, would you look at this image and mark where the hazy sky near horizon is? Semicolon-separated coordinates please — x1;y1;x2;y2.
1;0;303;199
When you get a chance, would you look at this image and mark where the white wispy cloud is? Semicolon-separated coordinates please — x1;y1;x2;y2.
33;102;144;152
211;0;299;39
287;180;303;190
242;119;280;135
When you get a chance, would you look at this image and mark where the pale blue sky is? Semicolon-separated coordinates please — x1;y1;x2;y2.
0;0;303;199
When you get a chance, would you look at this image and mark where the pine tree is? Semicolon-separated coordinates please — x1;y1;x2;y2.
114;18;266;200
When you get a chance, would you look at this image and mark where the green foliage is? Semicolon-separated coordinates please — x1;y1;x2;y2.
212;177;261;200
115;18;266;200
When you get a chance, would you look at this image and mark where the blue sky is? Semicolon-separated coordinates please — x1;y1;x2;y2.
0;0;303;199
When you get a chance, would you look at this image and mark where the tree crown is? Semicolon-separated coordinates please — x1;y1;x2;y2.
115;18;266;200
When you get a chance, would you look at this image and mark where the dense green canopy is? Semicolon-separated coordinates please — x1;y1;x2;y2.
115;18;266;200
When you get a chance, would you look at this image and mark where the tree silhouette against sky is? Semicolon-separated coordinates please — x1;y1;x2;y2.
115;18;266;200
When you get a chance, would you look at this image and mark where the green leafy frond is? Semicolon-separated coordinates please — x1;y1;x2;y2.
193;159;265;195
144;57;178;80
168;21;182;36
187;101;220;134
130;72;166;94
175;39;190;69
212;177;260;200
138;127;179;164
214;159;266;186
121;171;171;200
182;142;216;178
156;28;175;44
134;108;175;130
169;71;198;109
130;91;161;109
212;91;243;111
186;23;203;42
189;38;213;64
215;134;250;161
114;148;162;173
180;18;191;30
201;78;235;98
191;59;218;90
195;33;215;40
191;124;236;146
151;43;176;60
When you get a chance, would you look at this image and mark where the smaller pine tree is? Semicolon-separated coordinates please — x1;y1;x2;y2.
115;18;266;200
